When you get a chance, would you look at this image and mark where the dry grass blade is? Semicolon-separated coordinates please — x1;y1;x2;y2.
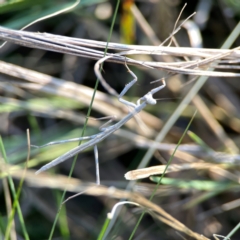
1;27;240;78
125;162;235;180
7;168;209;240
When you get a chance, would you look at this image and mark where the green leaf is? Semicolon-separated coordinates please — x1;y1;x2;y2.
150;177;237;191
187;130;213;153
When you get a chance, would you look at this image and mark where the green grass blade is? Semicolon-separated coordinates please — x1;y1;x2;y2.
97;218;110;240
187;130;213;153
1;0;107;29
49;1;121;239
0;0;44;14
224;222;240;240
0;136;29;240
55;190;70;239
129;111;197;240
150;177;236;191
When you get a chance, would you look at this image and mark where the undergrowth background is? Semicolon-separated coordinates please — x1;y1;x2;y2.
1;0;240;239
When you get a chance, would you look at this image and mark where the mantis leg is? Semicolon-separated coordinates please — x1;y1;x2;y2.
150;78;166;95
94;145;100;185
31;135;96;148
118;62;138;108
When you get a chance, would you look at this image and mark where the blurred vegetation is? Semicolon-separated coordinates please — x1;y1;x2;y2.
0;0;240;239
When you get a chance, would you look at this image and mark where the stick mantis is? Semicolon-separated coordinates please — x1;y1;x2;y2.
32;19;239;183
33;59;166;185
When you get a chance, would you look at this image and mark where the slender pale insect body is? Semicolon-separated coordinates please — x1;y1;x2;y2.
35;104;142;174
34;62;166;178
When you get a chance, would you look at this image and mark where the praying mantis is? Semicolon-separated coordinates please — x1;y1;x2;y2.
33;58;166;184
